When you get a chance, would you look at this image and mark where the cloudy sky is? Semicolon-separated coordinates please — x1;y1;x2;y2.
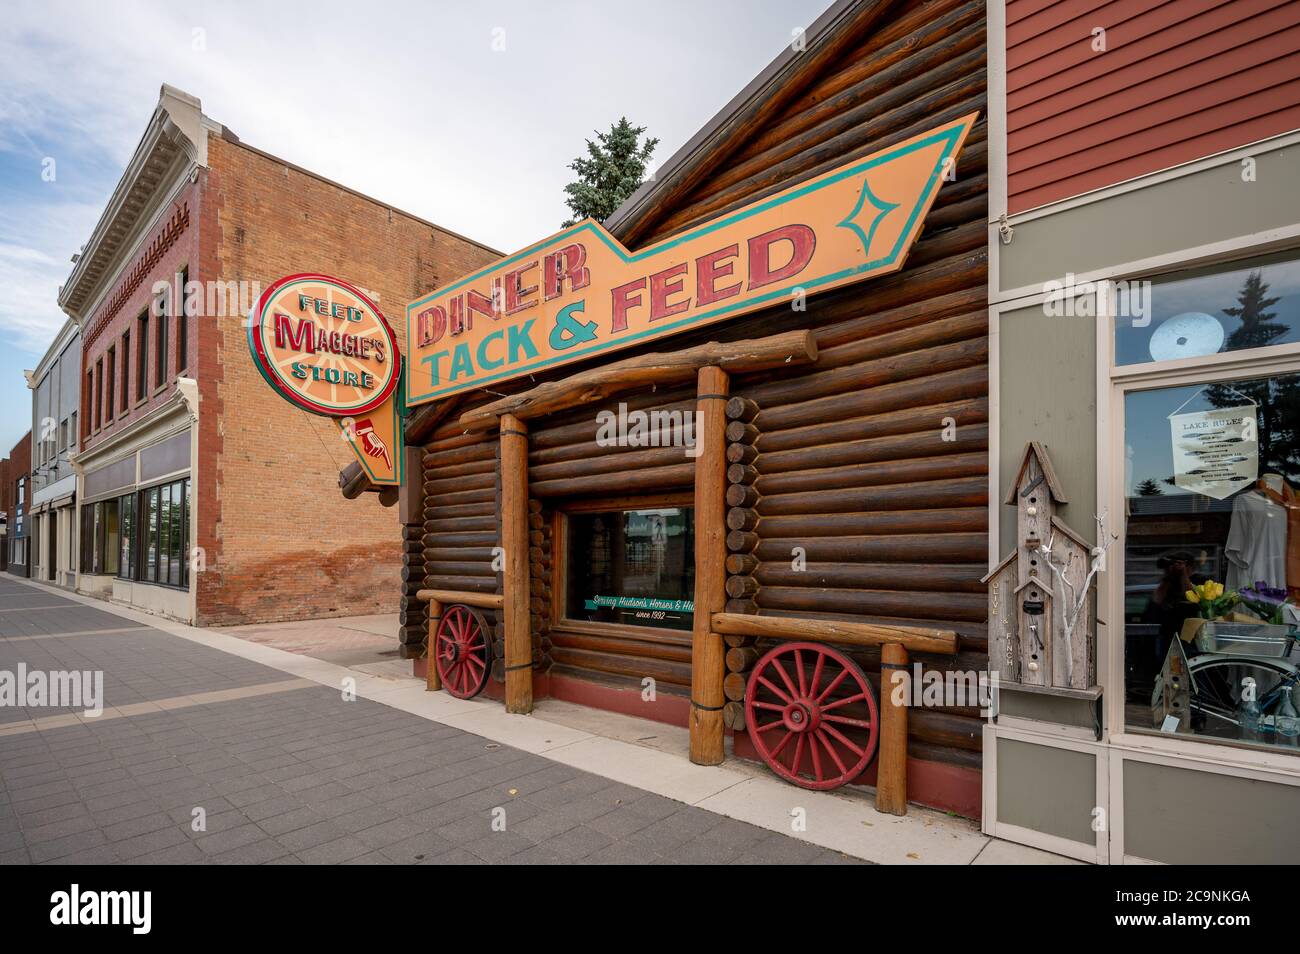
0;0;829;454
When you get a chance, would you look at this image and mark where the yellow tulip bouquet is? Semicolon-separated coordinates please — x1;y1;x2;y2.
1185;579;1238;620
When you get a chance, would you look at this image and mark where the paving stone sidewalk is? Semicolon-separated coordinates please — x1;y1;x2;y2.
0;577;861;865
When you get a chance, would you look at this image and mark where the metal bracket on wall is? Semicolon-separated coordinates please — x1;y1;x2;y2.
995;212;1015;245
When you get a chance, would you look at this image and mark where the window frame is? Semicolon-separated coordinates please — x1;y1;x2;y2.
1101;246;1300;771
551;491;696;641
136;309;149;400
104;345;115;423
93;358;102;431
154;288;169;388
120;329;130;413
176;266;189;373
130;477;190;590
117;491;136;581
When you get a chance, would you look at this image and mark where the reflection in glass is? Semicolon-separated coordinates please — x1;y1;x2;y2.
119;494;134;580
146;488;158;582
1125;370;1300;753
1116;251;1300;366
103;499;119;576
565;507;695;632
159;484;171;586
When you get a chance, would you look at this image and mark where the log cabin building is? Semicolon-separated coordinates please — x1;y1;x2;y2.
347;0;988;816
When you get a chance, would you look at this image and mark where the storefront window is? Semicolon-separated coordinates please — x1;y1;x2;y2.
1115;250;1300;366
1125;370;1300;752
80;503;95;572
102;499;119;576
563;506;695;631
118;493;135;580
79;498;126;575
136;478;189;588
159;483;171;585
144;488;158;582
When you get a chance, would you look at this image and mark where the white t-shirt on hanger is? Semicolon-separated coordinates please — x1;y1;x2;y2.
1225;491;1288;591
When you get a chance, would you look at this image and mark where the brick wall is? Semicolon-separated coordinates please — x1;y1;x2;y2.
80;186;201;451
7;432;32;498
0;453;12;517
4;431;32;569
195;133;499;625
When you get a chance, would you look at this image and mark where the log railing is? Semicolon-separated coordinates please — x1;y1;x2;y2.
416;588;505;692
710;611;958;816
457;330;817;432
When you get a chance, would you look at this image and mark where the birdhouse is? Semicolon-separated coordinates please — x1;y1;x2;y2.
1014;577;1052;686
1042;515;1095;689
1152;634;1192;733
986;441;1098;692
982;552;1018;682
1007;440;1067;550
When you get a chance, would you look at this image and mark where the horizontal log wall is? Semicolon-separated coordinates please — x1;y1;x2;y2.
529;386;699;692
632;0;989;769
420;417;502;665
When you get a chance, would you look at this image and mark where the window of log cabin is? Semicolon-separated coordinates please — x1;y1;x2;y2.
558;497;695;633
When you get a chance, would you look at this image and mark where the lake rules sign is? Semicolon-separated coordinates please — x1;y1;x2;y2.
247;273;404;486
405;114;977;406
1169;404;1258;500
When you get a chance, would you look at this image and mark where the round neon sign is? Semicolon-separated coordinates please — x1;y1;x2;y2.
247;273;401;417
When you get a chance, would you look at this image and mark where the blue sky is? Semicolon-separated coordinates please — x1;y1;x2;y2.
0;0;830;455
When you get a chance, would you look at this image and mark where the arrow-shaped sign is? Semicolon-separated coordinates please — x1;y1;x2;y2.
406;112;977;407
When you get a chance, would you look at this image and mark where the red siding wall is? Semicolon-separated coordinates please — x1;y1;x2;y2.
1006;0;1300;212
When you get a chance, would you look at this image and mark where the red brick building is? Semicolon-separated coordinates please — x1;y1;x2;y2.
60;85;498;625
1;431;33;576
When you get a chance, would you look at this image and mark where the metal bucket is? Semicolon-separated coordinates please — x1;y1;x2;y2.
1194;622;1296;658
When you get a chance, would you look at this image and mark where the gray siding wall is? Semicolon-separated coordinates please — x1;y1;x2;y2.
1124;760;1300;864
999;137;1300;294
996;737;1097;845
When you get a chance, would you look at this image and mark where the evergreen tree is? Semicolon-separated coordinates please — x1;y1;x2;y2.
562;118;658;227
1206;271;1300;481
1222;270;1284;350
1135;477;1164;496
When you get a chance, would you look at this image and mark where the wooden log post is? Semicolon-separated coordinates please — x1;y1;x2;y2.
500;413;533;714
690;366;729;766
425;597;442;691
877;642;909;815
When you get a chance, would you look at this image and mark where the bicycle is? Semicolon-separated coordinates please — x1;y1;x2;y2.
1187;645;1300;738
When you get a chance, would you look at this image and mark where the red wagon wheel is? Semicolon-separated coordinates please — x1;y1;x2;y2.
744;641;880;790
433;604;492;699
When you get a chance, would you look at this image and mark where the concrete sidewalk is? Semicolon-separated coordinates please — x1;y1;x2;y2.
1;576;1076;865
216;614;407;677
